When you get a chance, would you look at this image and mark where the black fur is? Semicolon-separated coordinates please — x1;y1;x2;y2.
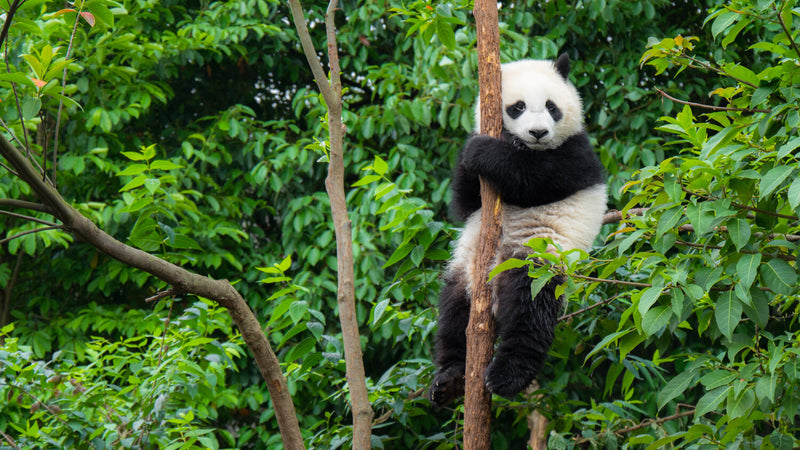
450;131;604;222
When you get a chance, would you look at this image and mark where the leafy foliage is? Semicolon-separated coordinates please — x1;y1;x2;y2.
2;0;800;448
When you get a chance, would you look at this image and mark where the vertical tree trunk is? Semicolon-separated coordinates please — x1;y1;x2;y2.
464;1;503;448
287;1;374;447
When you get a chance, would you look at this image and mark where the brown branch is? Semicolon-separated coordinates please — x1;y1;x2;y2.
0;199;53;214
574;407;695;445
144;288;178;303
288;1;373;447
464;1;503;448
774;2;800;62
0;209;60;227
0;133;304;449
0;225;62;245
656;89;770;114
602;208;648;225
558;293;627;322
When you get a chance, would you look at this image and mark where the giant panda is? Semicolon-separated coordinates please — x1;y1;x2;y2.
428;53;607;406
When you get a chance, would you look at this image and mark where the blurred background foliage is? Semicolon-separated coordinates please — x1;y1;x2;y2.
1;0;799;448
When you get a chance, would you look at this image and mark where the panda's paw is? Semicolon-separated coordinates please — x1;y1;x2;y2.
428;365;465;407
484;357;531;399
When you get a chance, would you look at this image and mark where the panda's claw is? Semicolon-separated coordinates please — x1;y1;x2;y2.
428;365;465;407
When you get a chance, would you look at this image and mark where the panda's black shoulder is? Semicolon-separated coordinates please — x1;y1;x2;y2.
548;132;605;186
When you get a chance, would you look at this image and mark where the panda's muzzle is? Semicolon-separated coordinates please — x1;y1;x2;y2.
528;129;549;140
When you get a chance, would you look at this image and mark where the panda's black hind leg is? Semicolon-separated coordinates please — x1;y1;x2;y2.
484;264;563;398
429;275;470;407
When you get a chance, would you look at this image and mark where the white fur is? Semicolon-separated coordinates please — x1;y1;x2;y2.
474;59;584;150
448;184;608;294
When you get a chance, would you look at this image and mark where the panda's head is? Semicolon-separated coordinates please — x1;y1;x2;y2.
475;53;584;150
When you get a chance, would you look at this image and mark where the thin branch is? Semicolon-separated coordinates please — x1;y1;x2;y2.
0;209;60;227
574;407;696;445
52;3;85;188
558;293;627;322
574;274;652;288
684;187;798;221
774;1;800;59
0;429;19;450
615;409;695;436
602;208;648;225
145;288;179;303
656;88;770;114
0;199;53;214
0;225;61;245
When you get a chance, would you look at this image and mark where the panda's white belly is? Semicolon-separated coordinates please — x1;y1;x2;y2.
447;183;607;292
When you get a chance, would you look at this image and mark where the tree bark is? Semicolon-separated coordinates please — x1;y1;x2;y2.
287;1;374;447
0;135;305;449
464;1;503;448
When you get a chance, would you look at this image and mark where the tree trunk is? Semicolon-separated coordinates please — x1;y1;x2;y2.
287;1;374;447
464;0;503;448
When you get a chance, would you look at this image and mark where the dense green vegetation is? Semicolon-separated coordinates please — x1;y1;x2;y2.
1;0;799;448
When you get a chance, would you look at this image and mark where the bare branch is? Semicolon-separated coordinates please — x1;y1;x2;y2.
0;225;61;245
0;209;60;227
0;199;53;214
656;88;770;114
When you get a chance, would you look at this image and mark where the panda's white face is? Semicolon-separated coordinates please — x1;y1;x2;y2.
475;59;584;150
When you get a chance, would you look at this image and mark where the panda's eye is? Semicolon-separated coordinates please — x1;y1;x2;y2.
506;101;526;119
545;100;557;112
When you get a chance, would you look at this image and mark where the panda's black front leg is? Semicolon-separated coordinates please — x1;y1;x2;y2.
429;274;470;407
484;264;563;398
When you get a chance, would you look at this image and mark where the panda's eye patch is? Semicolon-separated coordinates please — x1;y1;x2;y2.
506;101;526;119
545;100;563;121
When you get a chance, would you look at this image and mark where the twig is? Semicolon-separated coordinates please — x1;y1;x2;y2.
0;199;53;214
0;429;19;449
573;274;652;288
656;89;770;114
144;288;178;303
774;2;800;60
558;293;626;322
0;209;60;227
602;208;648;225
574;406;696;445
615;408;695;436
0;225;61;245
52;3;85;188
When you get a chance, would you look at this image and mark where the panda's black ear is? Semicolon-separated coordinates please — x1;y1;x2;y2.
555;53;570;79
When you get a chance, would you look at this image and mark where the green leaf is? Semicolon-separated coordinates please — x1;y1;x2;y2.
436;18;456;50
736;253;761;290
372;299;390;327
150;160;183;171
642;305;671;336
727;218;751;251
715;290;742;340
727;388;756;418
383;241;414;268
284;337;316;362
695;386;730;418
117;163;148;176
788;177;800;211
638;284;665;316
658;371;696;411
759;165;793;200
760;259;797;295
372;155;388;176
700;370;737;390
488;258;528;281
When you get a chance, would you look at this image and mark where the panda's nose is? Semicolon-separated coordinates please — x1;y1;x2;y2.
528;129;549;140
